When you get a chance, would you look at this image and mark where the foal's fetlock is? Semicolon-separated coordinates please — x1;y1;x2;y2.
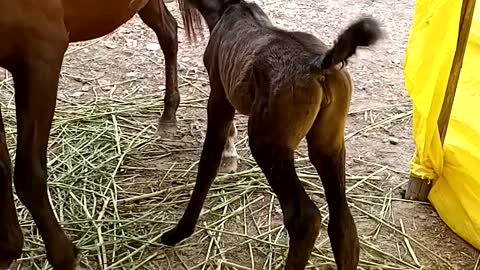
220;154;238;173
287;205;321;241
304;207;322;238
156;117;177;138
328;212;359;270
0;232;23;269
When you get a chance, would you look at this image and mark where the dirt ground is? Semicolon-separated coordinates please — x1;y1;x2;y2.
1;0;479;269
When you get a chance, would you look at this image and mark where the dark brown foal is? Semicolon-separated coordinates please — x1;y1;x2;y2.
0;0;203;269
161;1;382;269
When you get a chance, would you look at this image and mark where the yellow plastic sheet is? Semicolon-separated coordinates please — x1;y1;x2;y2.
404;0;480;249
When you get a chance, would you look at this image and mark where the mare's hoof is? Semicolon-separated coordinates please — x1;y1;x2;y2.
220;155;238;173
156;120;177;138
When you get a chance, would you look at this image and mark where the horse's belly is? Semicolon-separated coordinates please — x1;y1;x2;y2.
63;0;147;42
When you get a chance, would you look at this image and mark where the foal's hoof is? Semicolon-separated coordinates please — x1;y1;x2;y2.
73;251;86;270
220;155;238;173
0;259;13;270
0;234;23;270
156;120;177;138
160;228;188;247
0;250;21;270
62;246;86;270
49;246;85;270
74;262;86;270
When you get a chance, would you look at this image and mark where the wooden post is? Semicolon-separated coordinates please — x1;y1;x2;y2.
405;0;476;201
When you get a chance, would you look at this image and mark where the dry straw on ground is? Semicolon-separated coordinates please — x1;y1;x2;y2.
0;88;459;269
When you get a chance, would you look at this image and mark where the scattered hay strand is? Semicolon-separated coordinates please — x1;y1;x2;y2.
400;219;420;267
474;253;480;270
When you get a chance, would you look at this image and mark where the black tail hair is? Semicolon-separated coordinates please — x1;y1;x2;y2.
177;0;205;42
311;17;382;71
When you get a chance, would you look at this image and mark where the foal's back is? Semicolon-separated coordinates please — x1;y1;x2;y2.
204;1;333;116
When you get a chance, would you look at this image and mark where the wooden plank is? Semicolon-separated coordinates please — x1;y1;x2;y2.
438;0;477;144
405;175;432;201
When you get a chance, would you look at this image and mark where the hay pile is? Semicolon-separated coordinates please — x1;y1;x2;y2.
0;96;453;269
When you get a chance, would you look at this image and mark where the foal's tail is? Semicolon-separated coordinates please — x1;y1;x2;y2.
311;17;382;71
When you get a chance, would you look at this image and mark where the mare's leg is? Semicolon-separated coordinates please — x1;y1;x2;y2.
306;71;358;270
220;122;238;173
11;32;80;269
0;110;23;268
161;74;235;245
139;0;179;137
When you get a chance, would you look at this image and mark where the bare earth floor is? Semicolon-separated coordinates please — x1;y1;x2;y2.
0;0;479;269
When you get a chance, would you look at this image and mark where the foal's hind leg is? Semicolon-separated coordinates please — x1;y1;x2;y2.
220;122;238;173
249;138;321;270
11;34;80;269
0;111;23;268
306;72;359;270
139;0;179;137
247;89;322;269
161;75;235;245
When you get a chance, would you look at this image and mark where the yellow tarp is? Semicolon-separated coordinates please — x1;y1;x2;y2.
404;0;480;249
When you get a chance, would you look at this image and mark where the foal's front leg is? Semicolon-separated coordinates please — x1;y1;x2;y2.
11;29;81;269
161;75;235;245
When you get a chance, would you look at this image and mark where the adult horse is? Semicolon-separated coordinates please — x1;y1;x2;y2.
0;0;201;269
